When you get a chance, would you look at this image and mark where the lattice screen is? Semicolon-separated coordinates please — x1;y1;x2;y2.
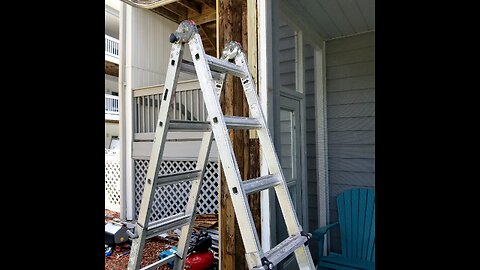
134;159;219;222
105;155;121;211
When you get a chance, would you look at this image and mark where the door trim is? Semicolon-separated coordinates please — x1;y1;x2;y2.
279;87;308;231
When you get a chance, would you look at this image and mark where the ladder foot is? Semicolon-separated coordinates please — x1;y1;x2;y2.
300;231;312;246
261;257;274;270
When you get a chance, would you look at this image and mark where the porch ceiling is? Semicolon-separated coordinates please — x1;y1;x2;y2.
105;61;119;77
146;0;217;56
285;0;375;40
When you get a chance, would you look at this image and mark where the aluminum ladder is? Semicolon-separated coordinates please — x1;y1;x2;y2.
127;20;316;270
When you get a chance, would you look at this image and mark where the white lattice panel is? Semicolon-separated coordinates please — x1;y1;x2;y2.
134;160;219;222
105;154;121;212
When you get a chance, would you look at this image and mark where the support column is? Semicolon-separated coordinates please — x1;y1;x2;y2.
218;0;261;268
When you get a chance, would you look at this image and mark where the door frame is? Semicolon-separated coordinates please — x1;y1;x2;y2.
258;0;330;256
278;88;308;230
278;91;304;220
276;89;307;270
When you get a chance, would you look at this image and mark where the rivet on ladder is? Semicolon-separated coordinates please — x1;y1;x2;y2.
171;60;175;65
195;53;200;60
232;187;238;194
147;178;151;184
159;121;163;127
213;117;218;123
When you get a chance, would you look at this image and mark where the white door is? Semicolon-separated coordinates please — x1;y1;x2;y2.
275;94;303;270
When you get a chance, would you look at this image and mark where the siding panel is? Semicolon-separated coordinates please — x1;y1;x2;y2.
328;88;375;105
328;103;375;118
328;158;375;173
326;32;375;54
329;171;375;186
328;145;375;159
326;61;375;79
328;117;375;131
328;131;375;145
328;75;375;92
326;32;375;253
326;46;375;67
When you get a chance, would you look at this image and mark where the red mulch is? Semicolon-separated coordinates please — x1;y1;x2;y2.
105;209;173;270
104;210;218;270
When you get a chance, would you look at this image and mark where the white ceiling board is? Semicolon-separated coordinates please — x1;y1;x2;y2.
279;0;326;45
335;0;369;33
299;0;343;38
318;0;355;37
290;0;375;40
355;0;375;29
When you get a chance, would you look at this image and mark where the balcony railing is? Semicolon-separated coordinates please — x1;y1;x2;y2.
105;34;119;64
105;94;119;121
132;80;206;135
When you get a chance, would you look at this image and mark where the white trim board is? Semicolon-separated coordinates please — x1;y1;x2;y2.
315;45;330;255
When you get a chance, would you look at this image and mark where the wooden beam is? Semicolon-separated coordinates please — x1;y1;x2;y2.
199;25;216;51
246;0;261;254
178;0;202;14
120;0;180;9
105;119;119;124
203;21;216;30
162;2;188;19
197;0;216;10
247;0;257;89
190;9;216;25
105;61;119;77
218;0;261;269
219;0;242;268
151;6;180;23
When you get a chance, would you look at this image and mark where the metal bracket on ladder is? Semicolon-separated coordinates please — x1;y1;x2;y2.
127;20;315;270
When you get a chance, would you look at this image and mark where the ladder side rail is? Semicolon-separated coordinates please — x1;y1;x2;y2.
173;73;227;270
235;50;316;269
128;42;185;270
188;33;265;268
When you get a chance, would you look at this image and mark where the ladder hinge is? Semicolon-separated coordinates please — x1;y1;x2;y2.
300;231;312;246
261;257;274;270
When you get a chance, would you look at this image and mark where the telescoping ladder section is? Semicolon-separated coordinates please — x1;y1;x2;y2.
127;20;315;270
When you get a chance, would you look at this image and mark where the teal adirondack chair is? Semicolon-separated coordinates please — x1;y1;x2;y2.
312;188;375;270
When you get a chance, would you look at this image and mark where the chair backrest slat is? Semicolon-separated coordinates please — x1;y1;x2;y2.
337;188;375;262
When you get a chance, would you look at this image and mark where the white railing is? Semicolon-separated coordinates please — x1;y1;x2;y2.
105;94;119;120
132;80;206;134
105;34;119;63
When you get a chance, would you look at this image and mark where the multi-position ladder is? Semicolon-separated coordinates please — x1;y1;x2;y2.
127;20;315;270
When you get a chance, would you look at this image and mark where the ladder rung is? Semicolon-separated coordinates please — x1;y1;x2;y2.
146;213;191;239
205;55;247;78
256;233;308;268
224;116;262;129
180;59;223;81
139;254;175;270
156;170;202;186
243;174;282;194
169;120;211;132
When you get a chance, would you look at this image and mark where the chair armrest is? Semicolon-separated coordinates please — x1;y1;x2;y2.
312;222;339;240
311;222;339;259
